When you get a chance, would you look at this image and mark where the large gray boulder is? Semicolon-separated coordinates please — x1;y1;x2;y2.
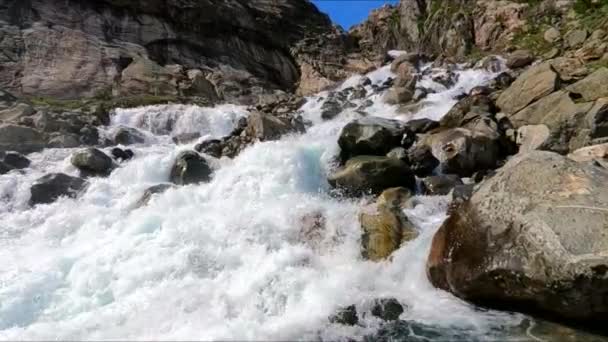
0;124;45;153
566;67;608;102
245;111;301;141
496;62;559;115
29;173;87;205
71;148;114;177
338;117;411;160
427;151;608;324
169;150;212;185
328;156;416;196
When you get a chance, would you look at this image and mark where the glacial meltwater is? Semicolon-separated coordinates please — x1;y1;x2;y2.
0;59;603;341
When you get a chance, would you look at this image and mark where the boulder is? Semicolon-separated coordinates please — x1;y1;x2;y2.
135;183;174;208
587;98;608;139
328;156;416;196
113;126;146;145
360;187;417;261
439;94;495;128
29;173;87;205
195;139;223;158
338;117;410;160
386;147;408;161
567;143;608;164
566;68;608;102
71;148;114;177
329;305;358;326
47;133;81;148
516;124;551;153
427;151;608;324
2;152;30;169
111;148;134;161
0;161;11;174
407;144;439;177
505;50;534;69
371;298;404;321
421;174;463;196
245;111;299;141
406;118;439;134
564;29;588;49
384;86;414;105
548;57;589;82
0;124;45;153
169;150;212;185
496;62;559;115
544;27;561;43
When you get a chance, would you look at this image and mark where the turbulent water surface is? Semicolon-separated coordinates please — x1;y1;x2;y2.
0;59;596;341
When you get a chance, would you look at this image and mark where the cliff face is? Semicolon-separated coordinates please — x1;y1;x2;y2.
0;0;355;102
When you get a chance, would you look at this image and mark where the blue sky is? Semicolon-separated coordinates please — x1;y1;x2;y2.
312;0;398;29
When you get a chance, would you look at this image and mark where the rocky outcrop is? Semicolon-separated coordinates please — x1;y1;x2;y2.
0;0;351;102
427;151;608;325
29;173;87;205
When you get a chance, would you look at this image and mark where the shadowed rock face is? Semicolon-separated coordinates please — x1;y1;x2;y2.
0;0;348;99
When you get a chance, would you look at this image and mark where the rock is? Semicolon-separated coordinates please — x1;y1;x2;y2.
384;86;414;105
566;68;608;102
567;143;608;164
135;183;174;208
245;111;299;141
360;187;417;261
172;132;201;145
371;298;404;321
2;152;30;169
406;118;439;134
320;99;343;120
516;124;551;153
113;127;146;145
421;175;463;196
338;117;411;160
544;27;561;43
111;148;134;161
496;62;559;115
427;151;608;324
47;133;81;148
386;147;408;161
297;210;327;248
0;161;12;174
329;305;358;326
29;173;87;206
564;29;588;48
506;50;535;69
328;156;416;196
181;69;219;100
71;148;114;177
428;128;502;177
587;98;608;139
478;55;504;73
169;150;212;185
488;72;515;90
0;124;45;153
548;57;589;82
0;102;36;123
440;94;496;128
407;144;439;177
195;139;223;158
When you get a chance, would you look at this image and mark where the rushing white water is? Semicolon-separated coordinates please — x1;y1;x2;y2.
0;60;549;340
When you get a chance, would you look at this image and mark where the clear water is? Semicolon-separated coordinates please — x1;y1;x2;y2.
0;59;598;341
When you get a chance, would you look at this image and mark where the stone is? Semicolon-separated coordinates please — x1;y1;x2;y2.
338;117;410;160
421;175;463;196
172;132;201;145
407;144;439;177
135;183;174;208
496;62;559;115
440;94;495;128
245;112;299;141
0;102;36;123
47;133;81;148
509;90;593;129
406;118;439;134
371;298;404;321
195;139;223;158
329;305;358;326
2;152;30;169
328;156;416;196
516;125;551;153
111;148;134;161
564;29;588;48
506;50;535;69
169;150;212;185
548;57;589;82
567;143;608;163
427;151;608;324
29;173;87;206
587;98;608;139
386;147;408;161
71;148;114;177
544;27;561;43
384;86;414;105
0;124;45;153
360;187;417;261
113;127;146;145
566;68;608;102
320;99;343;120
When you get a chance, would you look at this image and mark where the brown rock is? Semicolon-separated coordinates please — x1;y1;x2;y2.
496;62;559;115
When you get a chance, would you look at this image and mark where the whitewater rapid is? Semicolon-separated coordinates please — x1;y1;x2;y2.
0;60;540;340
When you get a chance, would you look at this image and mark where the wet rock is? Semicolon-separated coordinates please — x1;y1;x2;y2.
0;124;45;153
320;99;343;120
478;55;504;73
328;156;416;196
407;144;439;177
421;175;463;196
371;298;404;321
406;118;439;134
351;86;367;100
172;132;201;145
245;111;301;141
111;147;134;161
297;210;327;248
364;320;473;342
338;117;411;160
29;173;87;205
386;147;408;162
427;151;608;324
0;161;11;174
329;305;358;326
71;148;114;177
47;133;81;148
488;72;515;90
506;50;534;69
169;150;212;185
135;183;174;208
384;86;414;105
113;126;146;145
360;187;416;261
195;139;223;158
497;62;559;115
2;152;30;169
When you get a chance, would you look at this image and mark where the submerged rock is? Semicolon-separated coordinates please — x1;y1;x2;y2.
111;148;134;161
328;156;416;196
329;305;358;326
427;151;608;325
371;298;404;321
71;148;114;177
2;152;30;169
135;183;174;208
169;150;212;185
29;173;87;205
113;126;146;145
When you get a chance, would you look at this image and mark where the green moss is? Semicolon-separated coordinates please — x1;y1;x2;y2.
589;59;608;71
512;26;553;55
28;94;186;114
